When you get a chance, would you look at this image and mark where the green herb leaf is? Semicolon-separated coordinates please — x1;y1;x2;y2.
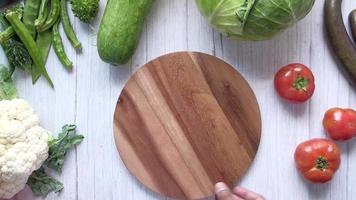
45;124;84;172
0;65;17;100
27;167;64;197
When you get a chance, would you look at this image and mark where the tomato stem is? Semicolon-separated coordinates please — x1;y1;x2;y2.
316;156;329;170
293;75;309;91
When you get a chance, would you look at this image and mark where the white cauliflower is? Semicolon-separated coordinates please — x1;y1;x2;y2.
0;99;50;199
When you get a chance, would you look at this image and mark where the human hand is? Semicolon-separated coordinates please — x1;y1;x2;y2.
215;182;265;200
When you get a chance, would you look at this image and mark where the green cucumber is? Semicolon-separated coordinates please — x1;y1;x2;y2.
97;0;153;65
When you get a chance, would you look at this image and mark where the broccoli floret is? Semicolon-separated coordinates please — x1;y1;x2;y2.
71;0;99;23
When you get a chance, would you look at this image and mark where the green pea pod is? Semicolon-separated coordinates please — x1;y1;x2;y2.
60;0;81;50
35;0;49;28
53;20;73;70
23;0;41;38
6;11;54;87
37;30;53;63
39;0;60;32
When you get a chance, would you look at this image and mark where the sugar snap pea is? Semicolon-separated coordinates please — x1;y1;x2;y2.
349;10;356;42
6;11;54;87
60;0;81;50
23;0;41;38
35;0;49;28
39;0;60;32
53;20;73;70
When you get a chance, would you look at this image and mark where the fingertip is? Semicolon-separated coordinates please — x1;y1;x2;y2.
214;182;229;193
233;186;248;197
215;182;234;199
233;186;264;200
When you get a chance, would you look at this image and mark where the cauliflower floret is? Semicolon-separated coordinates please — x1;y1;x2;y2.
0;99;50;199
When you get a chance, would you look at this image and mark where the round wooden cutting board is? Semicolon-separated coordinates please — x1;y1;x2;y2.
113;52;261;199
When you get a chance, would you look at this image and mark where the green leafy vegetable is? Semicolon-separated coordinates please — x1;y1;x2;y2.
45;124;84;172
0;65;17;100
27;124;84;197
195;0;315;41
27;167;64;197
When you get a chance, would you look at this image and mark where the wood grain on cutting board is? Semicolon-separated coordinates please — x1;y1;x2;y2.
113;52;261;199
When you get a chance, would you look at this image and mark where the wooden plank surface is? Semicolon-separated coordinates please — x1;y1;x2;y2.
114;52;261;199
1;0;355;199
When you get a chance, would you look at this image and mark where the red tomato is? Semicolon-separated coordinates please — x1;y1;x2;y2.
274;63;315;103
323;108;356;141
294;139;341;183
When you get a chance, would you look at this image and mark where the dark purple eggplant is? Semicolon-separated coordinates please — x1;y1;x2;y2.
349;9;356;43
325;0;356;84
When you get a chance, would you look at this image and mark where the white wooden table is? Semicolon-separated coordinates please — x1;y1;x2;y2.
1;0;356;199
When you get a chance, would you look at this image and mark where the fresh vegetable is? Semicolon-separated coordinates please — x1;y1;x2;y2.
0;98;84;198
0;5;22;43
0;79;84;198
323;108;356;141
27;167;64;196
0;99;50;199
23;0;41;38
0;65;17;100
61;0;81;50
0;27;15;43
27;124;84;197
5;11;54;87
71;0;99;23
294;138;341;183
274;63;315;103
195;0;315;41
349;10;356;42
38;0;60;32
53;20;73;70
97;0;153;65
0;14;32;73
3;39;32;73
37;30;53;63
35;0;49;28
1;2;83;83
45;124;84;172
325;0;356;84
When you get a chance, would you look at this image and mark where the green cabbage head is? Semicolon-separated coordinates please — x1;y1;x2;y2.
196;0;315;41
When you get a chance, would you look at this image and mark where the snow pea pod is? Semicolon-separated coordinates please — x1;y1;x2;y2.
60;0;81;50
325;0;356;85
53;20;73;70
37;30;52;63
23;0;41;38
6;11;54;87
349;10;356;42
39;0;60;32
